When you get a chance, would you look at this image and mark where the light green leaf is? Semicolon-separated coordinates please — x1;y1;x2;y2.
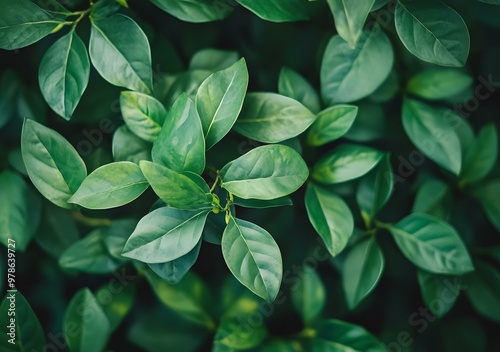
291;267;326;324
120;91;167;142
417;271;459;318
222;216;283;302
0;0;65;50
153;94;205;174
471;179;500;231
148;0;233;22
90;14;152;93
196;58;248;149
395;0;470;67
463;261;500;322
305;183;354;257
413;179;452;220
140;161;213;210
388;213;474;275
64;288;111;352
343;237;385;309
189;48;240;71
312;144;384;184
234;93;316;143
0;291;45;351
278;67;321;114
21;119;87;209
402;98;462;175
112;125;152;164
59;228;124;273
307;105;358;146
96;283;135;331
235;0;308;22
321;26;394;104
407;69;473;100
39;31;89;120
122;207;208;263
214;316;267;350
220;144;309;200
233;196;292;209
326;0;375;48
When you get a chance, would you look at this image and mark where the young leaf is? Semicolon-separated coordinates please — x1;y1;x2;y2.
148;0;233;22
407;69;473;100
235;0;308;22
120;91;167;142
90;14;153;93
233;196;292;209
402;98;462;175
145;270;215;329
326;0;376;48
388;213;474;275
463;261;500;322
64;288;111;352
0;0;65;50
153;94;205;174
413;179;452;220
39;31;90;120
307;105;358;146
59;228;124;274
96;283;136;331
305;183;354;257
122;207;209;263
291;267;326;324
342;237;385;309
233;93;316;143
312;144;384;184
417;271;459;318
471;179;500;231
220;145;309;200
112;125;152;163
222;216;283;302
213;316;267;350
321;26;394;104
148;240;202;284
196;58;248;149
140;161;213;210
0;291;45;351
189;48;240;71
395;0;470;67
278;67;321;114
21;119;87;209
69;161;149;209
460;123;498;185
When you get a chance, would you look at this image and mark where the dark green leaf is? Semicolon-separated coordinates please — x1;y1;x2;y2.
155;70;211;108
413;179;452;220
104;218;138;259
291;267;326;324
112;125;152;163
471;179;500;231
407;69;473;100
92;0;122;19
233;196;292;209
307;105;358;146
417;271;459;318
463;261;500;322
189;48;240;71
96;283;136;331
0;70;21;128
235;0;308;22
278;67;320;114
148;0;233;22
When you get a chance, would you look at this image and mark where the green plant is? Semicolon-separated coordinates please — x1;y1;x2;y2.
0;0;499;351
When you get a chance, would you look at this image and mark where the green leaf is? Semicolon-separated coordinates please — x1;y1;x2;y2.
278;67;321;114
307;105;358;146
235;0;309;22
356;153;394;224
59;228;124;273
64;288;111;352
140;161;213;209
196;58;248;149
153;94;205;174
0;291;45;351
68;161;149;209
146;270;215;329
326;0;376;48
120;91;167;142
148;240;201;284
388;213;474;275
0;171;41;251
155;70;211;108
233;196;293;209
0;0;65;50
407;69;473;100
148;0;233;22
471;179;500;231
189;48;240;71
343;237;385;309
305;183;354;257
112;125;152;163
234;92;316;143
312;319;386;352
96;283;136;331
321;26;394;104
413;179;452;220
90;14;152;93
417;271;459;318
38;30;89;120
92;0;122;19
463;261;500;322
291;267;326;324
214;316;267;350
222;216;283;302
104;218;138;259
312;144;384;184
395;0;470;67
122;207;208;263
460;123;498;185
21;119;87;209
220;144;309;200
0;70;21;128
402;98;462;175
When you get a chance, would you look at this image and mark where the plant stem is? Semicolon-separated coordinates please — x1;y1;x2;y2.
72;211;112;227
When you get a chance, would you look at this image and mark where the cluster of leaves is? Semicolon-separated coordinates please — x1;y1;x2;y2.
1;0;500;351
